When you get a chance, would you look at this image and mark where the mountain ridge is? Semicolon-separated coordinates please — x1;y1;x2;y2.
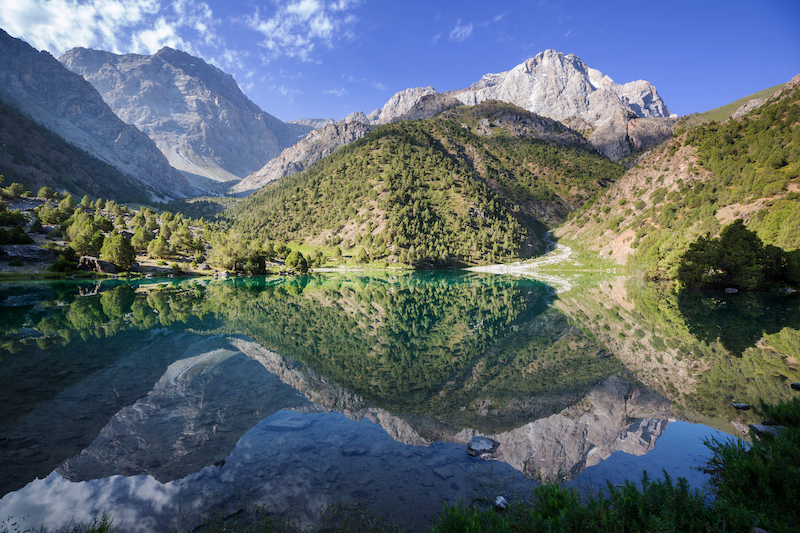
59;46;314;187
0;29;192;201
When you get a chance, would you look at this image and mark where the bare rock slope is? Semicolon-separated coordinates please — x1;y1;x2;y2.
60;47;313;185
454;49;671;123
232;121;372;194
0;29;191;200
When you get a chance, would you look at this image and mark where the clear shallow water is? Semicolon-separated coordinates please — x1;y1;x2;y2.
0;273;798;531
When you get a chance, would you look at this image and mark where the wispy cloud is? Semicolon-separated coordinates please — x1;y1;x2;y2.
371;81;387;92
449;19;473;42
432;32;441;45
324;87;347;97
448;12;506;43
247;0;360;62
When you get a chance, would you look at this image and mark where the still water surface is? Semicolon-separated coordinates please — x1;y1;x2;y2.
0;273;798;531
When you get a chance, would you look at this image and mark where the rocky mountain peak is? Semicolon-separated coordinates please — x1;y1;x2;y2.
454;50;671;124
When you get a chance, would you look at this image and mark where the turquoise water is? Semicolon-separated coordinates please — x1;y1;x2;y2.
0;273;797;531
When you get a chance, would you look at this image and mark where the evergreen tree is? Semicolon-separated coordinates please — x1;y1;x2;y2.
100;230;136;270
147;236;171;259
285;250;308;273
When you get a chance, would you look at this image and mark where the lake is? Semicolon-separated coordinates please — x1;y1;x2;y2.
1;272;798;532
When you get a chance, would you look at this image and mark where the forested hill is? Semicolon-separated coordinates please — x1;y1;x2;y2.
224;101;624;267
556;74;800;280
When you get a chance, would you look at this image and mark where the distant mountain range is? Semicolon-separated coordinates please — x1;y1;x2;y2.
235;50;677;194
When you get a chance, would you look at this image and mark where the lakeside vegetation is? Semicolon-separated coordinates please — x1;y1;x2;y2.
558;81;799;289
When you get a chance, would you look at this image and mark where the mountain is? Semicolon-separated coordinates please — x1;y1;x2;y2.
226;101;624;266
336;51;674;162
288;118;335;129
59;47;314;188
234;92;463;196
453;50;671;123
556;73;800;278
0;96;147;202
232;121;372;194
0;29;192;201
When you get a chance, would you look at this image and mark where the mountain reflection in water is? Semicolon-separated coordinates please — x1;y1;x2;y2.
0;273;798;531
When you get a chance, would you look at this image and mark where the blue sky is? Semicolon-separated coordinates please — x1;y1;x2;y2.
2;0;799;122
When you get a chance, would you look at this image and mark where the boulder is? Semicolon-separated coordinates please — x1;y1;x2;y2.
731;403;751;410
129;262;141;273
791;382;800;391
0;244;56;262
77;256;117;273
467;435;499;457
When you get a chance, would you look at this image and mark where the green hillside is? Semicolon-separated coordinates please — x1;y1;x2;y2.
557;78;800;282
224;101;623;267
681;82;787;127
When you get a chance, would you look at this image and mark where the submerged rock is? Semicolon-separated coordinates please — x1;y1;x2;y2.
725;288;739;294
749;424;787;438
494;496;508;512
467;436;499;457
731;403;751;410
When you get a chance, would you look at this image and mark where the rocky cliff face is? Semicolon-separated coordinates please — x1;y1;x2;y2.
366;86;437;124
450;50;674;161
59;46;313;186
453;50;671;124
0;29;191;200
588;110;678;160
231;121;372;194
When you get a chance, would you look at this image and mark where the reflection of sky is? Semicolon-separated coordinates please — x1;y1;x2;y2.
0;409;730;533
569;421;729;491
0;473;181;533
0;411;493;533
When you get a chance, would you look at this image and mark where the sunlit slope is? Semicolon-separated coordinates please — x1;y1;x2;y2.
557;74;800;279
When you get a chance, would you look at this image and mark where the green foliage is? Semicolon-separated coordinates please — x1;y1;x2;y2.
100;230;136;270
2;182;28;198
700;398;800;533
225;103;622;267
285;249;308;273
37;186;55;199
0;226;33;245
147;235;171;259
678;219;797;289
433;471;734;533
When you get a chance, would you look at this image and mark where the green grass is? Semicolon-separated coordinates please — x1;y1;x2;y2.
682;82;787;126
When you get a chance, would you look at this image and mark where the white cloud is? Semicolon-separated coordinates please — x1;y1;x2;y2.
247;0;360;61
449;19;473;42
324;87;347;97
371;81;387;92
432;32;441;45
0;0;224;57
448;12;506;43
